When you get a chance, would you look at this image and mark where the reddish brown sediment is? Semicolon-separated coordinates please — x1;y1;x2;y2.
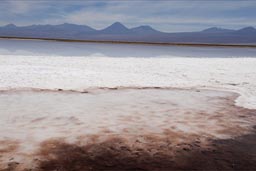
0;88;256;170
0;141;19;154
0;140;20;170
6;129;254;171
2;132;256;171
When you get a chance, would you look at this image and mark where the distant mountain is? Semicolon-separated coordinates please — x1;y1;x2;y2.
131;25;162;34
0;23;96;39
5;23;96;32
201;27;234;33
51;23;95;32
4;24;17;29
99;22;131;34
236;27;256;34
0;22;256;44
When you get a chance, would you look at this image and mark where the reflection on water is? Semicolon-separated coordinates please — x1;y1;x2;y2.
1;38;256;58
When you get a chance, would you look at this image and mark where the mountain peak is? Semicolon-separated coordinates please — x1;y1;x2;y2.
53;23;96;32
4;24;17;28
131;25;161;34
136;25;153;30
202;27;234;33
101;22;130;34
109;22;127;29
112;22;124;26
238;26;256;32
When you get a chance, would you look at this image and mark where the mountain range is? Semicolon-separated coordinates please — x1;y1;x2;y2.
1;22;256;44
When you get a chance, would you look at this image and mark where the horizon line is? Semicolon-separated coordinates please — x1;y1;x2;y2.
1;36;256;48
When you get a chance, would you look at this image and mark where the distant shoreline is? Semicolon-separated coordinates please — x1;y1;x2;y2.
1;36;256;48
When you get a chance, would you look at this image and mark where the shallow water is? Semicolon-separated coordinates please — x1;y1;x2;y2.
1;38;256;58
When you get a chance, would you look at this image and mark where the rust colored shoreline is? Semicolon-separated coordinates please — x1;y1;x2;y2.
1;36;256;48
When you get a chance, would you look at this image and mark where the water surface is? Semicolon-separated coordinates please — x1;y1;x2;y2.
1;38;256;58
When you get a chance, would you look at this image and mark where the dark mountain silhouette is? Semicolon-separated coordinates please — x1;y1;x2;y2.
201;27;234;33
99;22;131;34
130;25;162;34
4;24;17;29
236;27;256;34
0;22;256;44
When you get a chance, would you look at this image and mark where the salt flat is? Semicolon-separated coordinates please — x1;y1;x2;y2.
0;39;256;109
0;39;256;170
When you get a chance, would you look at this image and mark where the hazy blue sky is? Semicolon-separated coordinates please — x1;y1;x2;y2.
1;0;256;32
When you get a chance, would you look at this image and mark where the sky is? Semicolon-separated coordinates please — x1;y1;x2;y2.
0;0;256;32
